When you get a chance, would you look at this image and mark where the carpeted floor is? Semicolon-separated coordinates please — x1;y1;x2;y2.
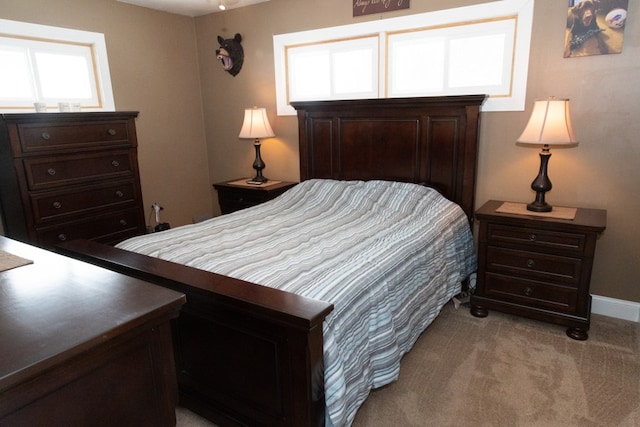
176;301;640;426
176;406;216;427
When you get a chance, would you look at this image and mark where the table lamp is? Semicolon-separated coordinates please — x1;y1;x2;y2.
516;97;578;212
239;107;275;184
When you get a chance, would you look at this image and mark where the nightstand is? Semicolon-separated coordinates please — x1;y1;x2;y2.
213;179;297;214
470;200;606;340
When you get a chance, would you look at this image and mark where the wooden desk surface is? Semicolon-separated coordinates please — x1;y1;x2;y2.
0;236;186;393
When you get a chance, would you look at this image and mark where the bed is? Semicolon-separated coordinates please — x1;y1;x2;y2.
59;95;485;427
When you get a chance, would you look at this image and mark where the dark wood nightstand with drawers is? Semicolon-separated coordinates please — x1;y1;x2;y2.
470;200;606;340
213;179;297;214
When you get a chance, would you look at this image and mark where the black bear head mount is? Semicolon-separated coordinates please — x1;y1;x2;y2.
215;33;244;77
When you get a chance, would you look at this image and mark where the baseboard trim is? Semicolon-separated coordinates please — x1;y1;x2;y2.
592;295;640;323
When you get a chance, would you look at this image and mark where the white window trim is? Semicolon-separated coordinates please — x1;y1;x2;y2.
0;19;115;112
273;0;534;115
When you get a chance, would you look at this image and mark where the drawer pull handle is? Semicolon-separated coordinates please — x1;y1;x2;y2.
52;201;62;209
119;219;128;226
111;160;120;167
41;132;51;140
115;190;124;198
524;287;533;296
529;234;537;242
526;259;535;268
47;168;56;176
57;233;67;241
108;128;117;136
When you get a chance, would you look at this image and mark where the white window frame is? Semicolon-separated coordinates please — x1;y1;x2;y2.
273;0;534;115
0;19;115;112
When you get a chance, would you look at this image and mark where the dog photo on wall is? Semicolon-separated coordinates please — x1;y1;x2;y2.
564;0;629;58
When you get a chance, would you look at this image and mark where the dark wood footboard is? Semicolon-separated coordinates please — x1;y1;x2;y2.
58;239;334;427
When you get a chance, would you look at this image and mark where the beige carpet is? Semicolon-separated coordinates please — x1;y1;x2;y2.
176;406;216;427
177;302;640;427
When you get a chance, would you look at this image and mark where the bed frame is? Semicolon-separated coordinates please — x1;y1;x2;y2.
58;95;485;427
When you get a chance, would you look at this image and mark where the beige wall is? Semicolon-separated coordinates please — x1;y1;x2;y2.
195;0;640;303
2;0;213;227
3;0;638;303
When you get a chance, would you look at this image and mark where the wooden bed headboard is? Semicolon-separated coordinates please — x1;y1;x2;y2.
291;95;486;222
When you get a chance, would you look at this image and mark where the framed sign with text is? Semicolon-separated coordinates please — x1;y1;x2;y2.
353;0;410;17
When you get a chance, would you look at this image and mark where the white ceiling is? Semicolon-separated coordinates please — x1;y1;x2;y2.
117;0;270;17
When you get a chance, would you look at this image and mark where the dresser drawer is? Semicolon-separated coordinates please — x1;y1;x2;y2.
23;150;135;191
15;121;131;154
486;223;587;255
484;273;578;313
31;180;140;224
36;208;144;247
486;246;582;286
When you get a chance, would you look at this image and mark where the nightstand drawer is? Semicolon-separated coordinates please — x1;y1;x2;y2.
487;223;587;254
218;196;256;212
486;246;582;286
214;180;297;214
218;190;268;205
484;273;578;313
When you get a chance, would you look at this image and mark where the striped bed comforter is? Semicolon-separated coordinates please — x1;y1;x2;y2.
116;179;476;426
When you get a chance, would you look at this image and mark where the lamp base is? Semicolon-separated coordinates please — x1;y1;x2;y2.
526;146;553;212
250;139;267;184
527;200;552;212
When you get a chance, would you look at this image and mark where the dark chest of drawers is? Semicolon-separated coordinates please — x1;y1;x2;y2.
0;112;146;249
470;200;606;340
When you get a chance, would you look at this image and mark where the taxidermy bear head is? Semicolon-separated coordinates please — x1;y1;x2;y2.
215;33;244;77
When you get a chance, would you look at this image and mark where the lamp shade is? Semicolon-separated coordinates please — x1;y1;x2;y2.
239;107;275;139
517;97;577;146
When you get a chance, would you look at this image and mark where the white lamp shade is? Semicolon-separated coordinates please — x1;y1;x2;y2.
239;107;275;139
517;97;577;145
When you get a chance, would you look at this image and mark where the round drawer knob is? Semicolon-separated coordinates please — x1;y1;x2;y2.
119;219;128;226
41;132;51;140
115;190;124;198
111;160;120;167
47;168;56;176
52;201;62;209
529;234;537;242
524;287;533;296
526;259;535;268
108;128;117;136
57;233;67;241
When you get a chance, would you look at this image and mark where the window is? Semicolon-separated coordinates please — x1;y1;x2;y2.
0;19;115;112
386;17;516;98
273;0;534;115
286;36;379;102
